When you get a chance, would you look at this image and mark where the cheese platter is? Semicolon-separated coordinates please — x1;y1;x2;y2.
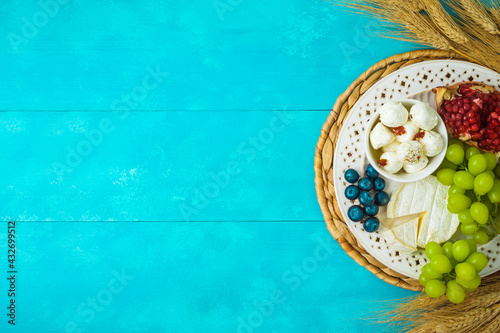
332;58;500;290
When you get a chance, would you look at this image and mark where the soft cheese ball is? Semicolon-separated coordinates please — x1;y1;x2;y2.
410;102;438;130
379;101;408;127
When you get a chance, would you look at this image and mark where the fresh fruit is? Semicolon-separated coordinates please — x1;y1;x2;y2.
364;204;379;216
434;82;500;156
363;217;379;232
449;185;466;195
456;273;481;292
473;227;490;245
484;152;498;170
460;222;479;235
465;252;488;272
453;171;475;190
452;240;470;262
455;262;476;281
458;209;474;224
437;168;456;186
473;173;494;195
344;169;359;183
373;177;385;191
359;191;375;206
364;164;379;179
465;146;481;160
431;254;453;273
419;273;432;286
470;202;489;224
344;185;360;200
347;206;364;222
375;191;390;206
446;280;466;304
488;179;500;203
358;177;373;191
422;263;444;279
468;154;488;175
426;280;446;298
446;144;465;165
448;193;472;211
425;242;443;259
442;242;454;260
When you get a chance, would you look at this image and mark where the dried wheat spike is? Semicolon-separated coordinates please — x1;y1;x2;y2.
453;0;500;34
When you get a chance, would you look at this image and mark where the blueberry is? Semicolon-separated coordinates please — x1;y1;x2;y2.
365;164;379;180
359;191;375;206
363;217;380;233
348;205;364;222
344;185;360;200
344;169;359;184
375;191;390;206
364;204;379;216
358;177;373;191
373;177;385;191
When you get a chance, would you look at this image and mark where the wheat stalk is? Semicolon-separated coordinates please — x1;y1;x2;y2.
332;0;500;72
453;0;500;34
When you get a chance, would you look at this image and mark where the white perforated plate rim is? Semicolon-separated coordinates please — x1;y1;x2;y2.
333;59;500;279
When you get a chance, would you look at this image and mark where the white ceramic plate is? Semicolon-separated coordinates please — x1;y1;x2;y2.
333;59;500;279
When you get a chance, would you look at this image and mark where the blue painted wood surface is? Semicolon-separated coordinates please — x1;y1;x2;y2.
0;0;417;332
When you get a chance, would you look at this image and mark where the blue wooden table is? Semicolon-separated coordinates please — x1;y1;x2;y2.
1;1;417;332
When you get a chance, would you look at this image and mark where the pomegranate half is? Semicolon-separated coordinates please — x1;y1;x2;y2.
433;81;500;157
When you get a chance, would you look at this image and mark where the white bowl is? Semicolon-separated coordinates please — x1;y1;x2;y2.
364;99;448;182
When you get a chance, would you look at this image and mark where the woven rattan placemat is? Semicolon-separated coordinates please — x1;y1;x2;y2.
314;49;471;291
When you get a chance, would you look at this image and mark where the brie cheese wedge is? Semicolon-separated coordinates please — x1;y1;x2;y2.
383;175;459;251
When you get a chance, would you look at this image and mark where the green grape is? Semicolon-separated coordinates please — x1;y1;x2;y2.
456;273;481;292
470;202;489;224
439;158;458;171
466;252;489;272
425;242;443;259
468;154;488;175
473;173;494;195
465;147;481;160
437;168;457;186
448;193;472;211
461;222;479;235
465;239;477;253
446;280;466;304
422;263;444;279
430;254;453;273
448;185;466;195
484;152;498;170
447;204;461;214
449;139;464;148
458;209;475;224
446;144;465;165
473;227;490;245
495;165;500;178
453;171;475;190
487;179;500;204
452;240;470;262
426;280;446;298
484;170;496;179
442;242;454;260
419;272;432;286
455;262;476;281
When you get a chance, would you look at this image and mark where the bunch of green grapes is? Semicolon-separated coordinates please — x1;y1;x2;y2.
420;240;489;304
436;140;500;245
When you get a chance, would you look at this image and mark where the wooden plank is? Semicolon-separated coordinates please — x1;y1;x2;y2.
2;110;329;222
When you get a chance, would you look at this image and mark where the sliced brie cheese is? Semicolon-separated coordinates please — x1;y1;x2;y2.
390;217;419;251
384;175;459;251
